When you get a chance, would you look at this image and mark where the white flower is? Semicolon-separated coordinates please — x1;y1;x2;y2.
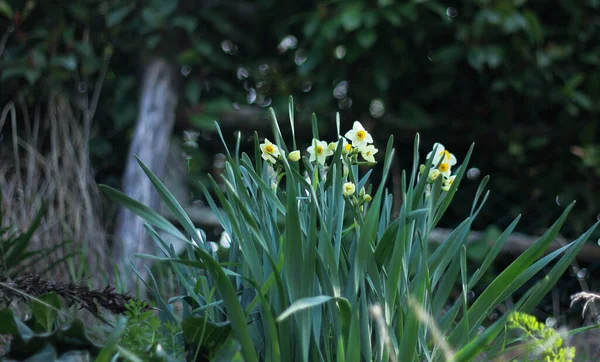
219;231;232;249
442;175;456;192
438;162;451;178
360;145;378;163
426;143;457;167
427;169;440;182
344;121;373;150
307;139;334;165
343;182;356;196
288;150;301;161
260;138;281;163
209;242;219;252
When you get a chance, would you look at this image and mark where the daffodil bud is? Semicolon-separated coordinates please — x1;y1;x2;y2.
328;142;338;151
419;164;427;174
359;187;366;198
288;150;301;161
343;182;356;196
362;194;372;203
342;143;353;155
427;169;440;183
343;165;349;178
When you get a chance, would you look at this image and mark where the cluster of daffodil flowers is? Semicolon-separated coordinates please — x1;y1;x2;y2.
259;121;377;205
420;142;458;192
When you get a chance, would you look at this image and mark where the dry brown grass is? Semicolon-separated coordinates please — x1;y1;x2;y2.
0;93;110;284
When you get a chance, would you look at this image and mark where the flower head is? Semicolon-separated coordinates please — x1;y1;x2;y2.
260;138;281;163
288;150;301;162
343;182;356;196
442;175;456;192
344;121;373;150
427;169;440;183
307;139;334;165
438;162;451;178
360;145;378;163
343;142;353;155
426;143;457;167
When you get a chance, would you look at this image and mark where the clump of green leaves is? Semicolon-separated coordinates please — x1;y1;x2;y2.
102;97;600;361
119;299;185;360
508;312;575;362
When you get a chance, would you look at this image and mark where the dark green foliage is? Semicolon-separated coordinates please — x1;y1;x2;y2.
2;0;599;234
0;303;102;361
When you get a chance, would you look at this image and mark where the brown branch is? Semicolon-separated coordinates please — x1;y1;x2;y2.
0;273;147;315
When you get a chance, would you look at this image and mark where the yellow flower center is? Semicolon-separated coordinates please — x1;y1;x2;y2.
439;163;449;173
365;151;371;156
265;144;274;153
440;150;451;160
356;130;366;140
345;144;352;151
316;145;323;154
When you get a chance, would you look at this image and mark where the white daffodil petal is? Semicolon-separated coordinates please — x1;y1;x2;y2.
448;154;457;166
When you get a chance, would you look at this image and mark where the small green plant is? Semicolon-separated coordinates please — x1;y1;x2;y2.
102;97;600;361
120;299;185;360
507;312;575;362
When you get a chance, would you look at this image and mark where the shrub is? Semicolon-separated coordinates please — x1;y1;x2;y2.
102;98;598;361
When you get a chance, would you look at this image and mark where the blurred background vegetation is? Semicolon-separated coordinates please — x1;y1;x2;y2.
2;0;600;270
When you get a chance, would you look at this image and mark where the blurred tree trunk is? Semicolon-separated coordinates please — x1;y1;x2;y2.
113;57;178;292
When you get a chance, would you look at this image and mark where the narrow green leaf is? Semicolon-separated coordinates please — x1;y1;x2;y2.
519;221;599;313
132;156;257;362
449;202;574;345
99;184;188;243
276;296;352;325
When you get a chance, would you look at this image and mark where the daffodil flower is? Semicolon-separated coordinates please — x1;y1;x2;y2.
442;175;456;192
344;121;373;150
307;139;334;165
343;182;356;196
288;150;301;161
438;162;451;178
360;145;378;163
260;138;281;163
426;143;457;167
